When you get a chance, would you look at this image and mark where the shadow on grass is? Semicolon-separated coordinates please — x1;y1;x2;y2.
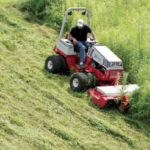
87;96;118;114
42;67;70;79
66;87;87;99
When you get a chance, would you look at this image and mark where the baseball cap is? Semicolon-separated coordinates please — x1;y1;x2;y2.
77;19;84;27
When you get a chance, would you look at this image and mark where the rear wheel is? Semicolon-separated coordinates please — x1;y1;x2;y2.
45;55;62;73
70;72;88;92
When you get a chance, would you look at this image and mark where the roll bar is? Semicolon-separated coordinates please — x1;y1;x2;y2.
58;7;91;41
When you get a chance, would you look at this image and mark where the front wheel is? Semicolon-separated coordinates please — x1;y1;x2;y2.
70;72;88;92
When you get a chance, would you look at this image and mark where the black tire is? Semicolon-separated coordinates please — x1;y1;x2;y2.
58;55;69;71
45;55;62;73
70;72;88;92
118;101;130;114
86;72;97;87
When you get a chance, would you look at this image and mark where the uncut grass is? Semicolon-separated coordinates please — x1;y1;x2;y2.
0;2;150;150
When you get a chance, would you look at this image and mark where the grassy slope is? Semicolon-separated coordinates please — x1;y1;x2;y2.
0;2;150;150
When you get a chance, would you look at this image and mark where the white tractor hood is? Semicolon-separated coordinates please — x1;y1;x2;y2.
88;45;123;70
94;46;122;62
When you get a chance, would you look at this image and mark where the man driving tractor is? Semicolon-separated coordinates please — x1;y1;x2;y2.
68;19;98;68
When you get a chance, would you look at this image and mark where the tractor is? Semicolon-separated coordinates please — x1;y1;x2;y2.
45;7;139;113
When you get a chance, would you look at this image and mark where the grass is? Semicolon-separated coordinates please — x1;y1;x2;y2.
0;1;150;150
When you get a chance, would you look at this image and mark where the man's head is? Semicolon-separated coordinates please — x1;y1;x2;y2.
77;19;84;29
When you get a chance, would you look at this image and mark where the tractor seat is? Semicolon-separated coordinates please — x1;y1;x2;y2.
65;34;89;53
69;40;88;53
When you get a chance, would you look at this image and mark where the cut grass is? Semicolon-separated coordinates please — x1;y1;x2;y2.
0;2;150;150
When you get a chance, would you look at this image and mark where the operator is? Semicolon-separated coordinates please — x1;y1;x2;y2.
68;19;98;68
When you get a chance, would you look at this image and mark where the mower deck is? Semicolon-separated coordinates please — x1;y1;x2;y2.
87;84;139;108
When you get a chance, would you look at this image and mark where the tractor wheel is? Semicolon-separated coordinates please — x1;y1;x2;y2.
86;72;97;87
45;55;62;73
58;55;69;71
118;101;130;114
70;72;88;92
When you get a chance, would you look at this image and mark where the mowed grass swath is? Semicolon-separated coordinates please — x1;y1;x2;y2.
0;0;150;149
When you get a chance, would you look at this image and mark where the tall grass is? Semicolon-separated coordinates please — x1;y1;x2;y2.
15;0;72;31
129;82;150;122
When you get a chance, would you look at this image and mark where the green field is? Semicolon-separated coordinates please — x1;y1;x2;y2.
0;0;150;149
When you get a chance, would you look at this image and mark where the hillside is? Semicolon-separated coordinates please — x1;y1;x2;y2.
0;1;150;150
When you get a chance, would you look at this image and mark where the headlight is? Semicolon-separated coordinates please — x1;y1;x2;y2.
109;62;113;67
116;62;122;66
118;62;122;66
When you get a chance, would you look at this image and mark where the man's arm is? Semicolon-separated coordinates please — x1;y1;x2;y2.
91;31;98;43
68;33;77;45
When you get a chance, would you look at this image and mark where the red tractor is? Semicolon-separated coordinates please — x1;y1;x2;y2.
45;7;139;113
